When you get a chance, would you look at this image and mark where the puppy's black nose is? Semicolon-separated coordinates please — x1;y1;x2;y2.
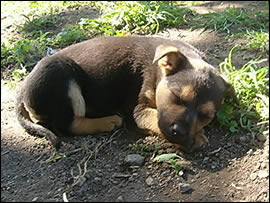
171;124;187;136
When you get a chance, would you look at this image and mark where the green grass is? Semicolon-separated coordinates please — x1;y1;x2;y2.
129;142;161;156
16;1;95;39
153;153;183;174
246;31;269;52
1;1;93;16
1;25;88;80
1;37;47;79
19;12;57;36
80;1;194;36
191;7;269;35
1;1;196;78
1;1;94;79
49;25;89;48
217;47;269;135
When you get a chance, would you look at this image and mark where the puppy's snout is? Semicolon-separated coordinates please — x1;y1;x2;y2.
170;123;187;136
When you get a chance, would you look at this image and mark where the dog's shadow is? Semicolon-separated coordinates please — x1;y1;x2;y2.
180;123;266;173
121;116;266;174
58;112;266;175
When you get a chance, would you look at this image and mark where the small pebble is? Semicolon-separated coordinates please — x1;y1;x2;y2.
124;154;145;166
235;136;247;143
115;195;124;202
145;176;156;186
178;170;184;176
94;177;102;184
239;136;247;142
258;170;269;179
260;162;266;169
161;169;171;177
179;183;192;193
203;157;209;163
256;163;261;170
211;165;216;169
256;134;266;142
250;173;257;181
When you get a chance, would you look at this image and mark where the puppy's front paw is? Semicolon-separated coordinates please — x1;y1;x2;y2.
103;115;123;132
109;115;122;127
193;133;208;149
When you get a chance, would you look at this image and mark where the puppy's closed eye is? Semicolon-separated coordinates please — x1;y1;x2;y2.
171;90;186;106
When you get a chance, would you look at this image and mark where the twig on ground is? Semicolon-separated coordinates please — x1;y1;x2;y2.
208;147;222;155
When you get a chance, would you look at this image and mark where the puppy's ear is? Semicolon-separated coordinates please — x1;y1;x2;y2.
153;45;187;76
222;75;239;104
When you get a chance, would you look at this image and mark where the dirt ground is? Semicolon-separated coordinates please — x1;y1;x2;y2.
1;1;269;202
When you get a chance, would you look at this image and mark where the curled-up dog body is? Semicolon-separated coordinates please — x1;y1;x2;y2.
16;36;238;151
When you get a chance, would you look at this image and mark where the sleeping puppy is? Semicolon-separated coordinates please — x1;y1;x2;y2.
16;36;238;152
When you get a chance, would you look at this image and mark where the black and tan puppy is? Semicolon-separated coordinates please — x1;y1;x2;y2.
16;36;237;152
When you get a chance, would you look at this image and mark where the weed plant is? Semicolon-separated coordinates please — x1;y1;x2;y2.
192;7;269;35
79;1;194;36
217;47;269;135
246;30;269;53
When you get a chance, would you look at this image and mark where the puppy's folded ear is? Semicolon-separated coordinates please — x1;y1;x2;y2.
153;45;187;76
222;75;239;104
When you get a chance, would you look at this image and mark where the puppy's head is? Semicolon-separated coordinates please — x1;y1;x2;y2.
153;45;238;152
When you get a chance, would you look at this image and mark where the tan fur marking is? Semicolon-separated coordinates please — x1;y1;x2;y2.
20;103;32;121
179;85;195;102
158;52;179;76
68;80;86;117
191;102;215;135
195;120;207;134
145;89;156;108
198;101;215;116
23;102;44;123
191;117;208;138
194;132;208;149
155;78;168;107
190;118;209;150
71;115;122;135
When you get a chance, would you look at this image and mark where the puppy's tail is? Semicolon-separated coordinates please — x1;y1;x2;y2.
16;101;61;148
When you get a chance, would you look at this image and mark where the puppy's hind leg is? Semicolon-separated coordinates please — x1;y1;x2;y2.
68;80;122;135
71;115;122;135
